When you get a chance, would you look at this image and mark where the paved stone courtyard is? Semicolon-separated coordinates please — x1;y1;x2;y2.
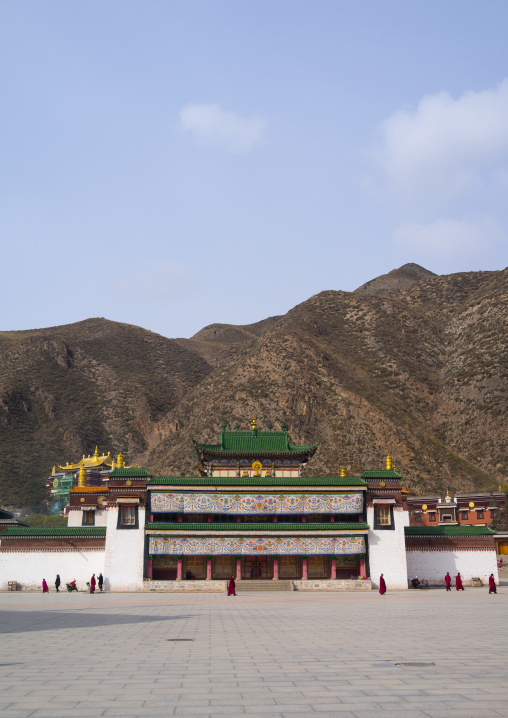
0;587;507;718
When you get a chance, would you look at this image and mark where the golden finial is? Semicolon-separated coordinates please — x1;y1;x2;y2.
93;446;99;460
117;453;125;468
78;466;86;487
111;457;116;470
446;489;450;498
386;455;392;470
52;465;56;475
340;466;346;478
251;417;257;430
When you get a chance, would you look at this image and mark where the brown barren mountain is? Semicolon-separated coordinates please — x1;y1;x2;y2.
1;264;506;507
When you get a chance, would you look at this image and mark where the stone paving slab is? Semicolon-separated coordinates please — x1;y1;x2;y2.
1;589;508;717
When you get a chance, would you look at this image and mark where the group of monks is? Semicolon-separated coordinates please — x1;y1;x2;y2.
379;571;498;594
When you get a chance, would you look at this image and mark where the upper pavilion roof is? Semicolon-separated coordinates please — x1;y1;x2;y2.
194;420;319;458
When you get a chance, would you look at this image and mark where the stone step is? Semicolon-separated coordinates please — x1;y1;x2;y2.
235;580;293;592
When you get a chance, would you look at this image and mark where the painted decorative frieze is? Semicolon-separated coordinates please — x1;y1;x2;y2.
150;492;363;514
148;535;365;556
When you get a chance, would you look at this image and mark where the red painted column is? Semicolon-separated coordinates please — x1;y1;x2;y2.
273;557;279;580
236;558;242;579
206;558;212;580
330;516;335;522
147;559;153;580
236;516;241;523
359;557;366;578
177;559;182;580
208;516;212;523
330;558;336;579
302;516;307;523
178;515;183;523
273;515;278;522
150;514;154;522
302;558;308;579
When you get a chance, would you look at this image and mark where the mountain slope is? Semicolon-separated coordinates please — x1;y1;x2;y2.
1;267;506;507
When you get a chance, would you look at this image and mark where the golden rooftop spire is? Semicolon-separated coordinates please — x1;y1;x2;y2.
340;466;346;478
117;453;125;468
386;455;392;470
251;417;257;430
78;466;87;487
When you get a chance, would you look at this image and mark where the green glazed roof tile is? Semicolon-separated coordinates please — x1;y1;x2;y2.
109;468;152;477
361;469;403;479
148;476;367;487
404;526;495;536
1;527;107;537
146;522;369;531
194;430;319;455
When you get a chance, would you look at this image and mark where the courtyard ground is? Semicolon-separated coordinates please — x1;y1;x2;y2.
0;587;507;718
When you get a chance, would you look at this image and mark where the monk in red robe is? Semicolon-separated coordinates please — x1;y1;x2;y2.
90;574;96;594
228;575;236;596
489;574;497;594
455;573;464;591
42;579;49;593
445;572;451;591
379;574;386;595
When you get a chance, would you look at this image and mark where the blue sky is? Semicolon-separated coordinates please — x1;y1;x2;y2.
2;1;508;338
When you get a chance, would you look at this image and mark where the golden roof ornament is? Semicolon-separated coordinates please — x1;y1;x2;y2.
340;466;346;478
251;417;257;430
52;465;56;475
386;455;392;470
78;466;87;487
117;453;125;469
93;446;100;461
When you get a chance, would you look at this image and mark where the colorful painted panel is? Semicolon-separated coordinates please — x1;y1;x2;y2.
148;535;365;556
150;492;363;514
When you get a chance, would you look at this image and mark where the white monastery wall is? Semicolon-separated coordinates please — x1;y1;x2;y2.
367;505;409;590
0;550;105;591
406;549;499;586
67;509;108;527
104;506;146;591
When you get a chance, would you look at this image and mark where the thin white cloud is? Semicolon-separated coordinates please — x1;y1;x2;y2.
179;103;266;152
376;79;508;210
393;217;502;257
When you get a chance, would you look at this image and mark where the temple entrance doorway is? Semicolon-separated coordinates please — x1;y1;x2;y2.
307;556;328;579
184;557;205;580
279;556;299;579
213;556;234;579
244;556;270;579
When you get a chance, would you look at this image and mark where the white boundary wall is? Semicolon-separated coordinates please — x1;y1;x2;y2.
0;550;105;591
406;549;499;586
104;506;146;591
367;505;409;590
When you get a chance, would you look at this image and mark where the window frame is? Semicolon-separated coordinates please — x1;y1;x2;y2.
117;504;139;529
374;503;394;531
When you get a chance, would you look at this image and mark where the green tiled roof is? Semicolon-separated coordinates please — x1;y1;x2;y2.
148;476;367;487
194;430;319;456
109;468;152;477
1;527;107;537
361;469;402;479
146;522;369;531
405;526;495;536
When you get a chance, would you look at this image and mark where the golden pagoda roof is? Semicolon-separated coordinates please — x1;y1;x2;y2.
59;447;115;471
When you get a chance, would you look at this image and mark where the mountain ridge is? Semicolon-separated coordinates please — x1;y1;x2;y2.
1;264;506;508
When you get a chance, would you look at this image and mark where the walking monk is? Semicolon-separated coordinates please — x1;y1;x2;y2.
228;575;236;596
455;573;464;591
489;574;497;594
379;574;386;595
42;579;49;593
445;572;451;591
90;574;96;594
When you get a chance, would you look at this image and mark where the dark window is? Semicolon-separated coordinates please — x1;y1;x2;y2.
428;513;436;522
476;510;484;519
374;504;395;530
461;511;469;520
117;504;139;529
82;510;95;526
